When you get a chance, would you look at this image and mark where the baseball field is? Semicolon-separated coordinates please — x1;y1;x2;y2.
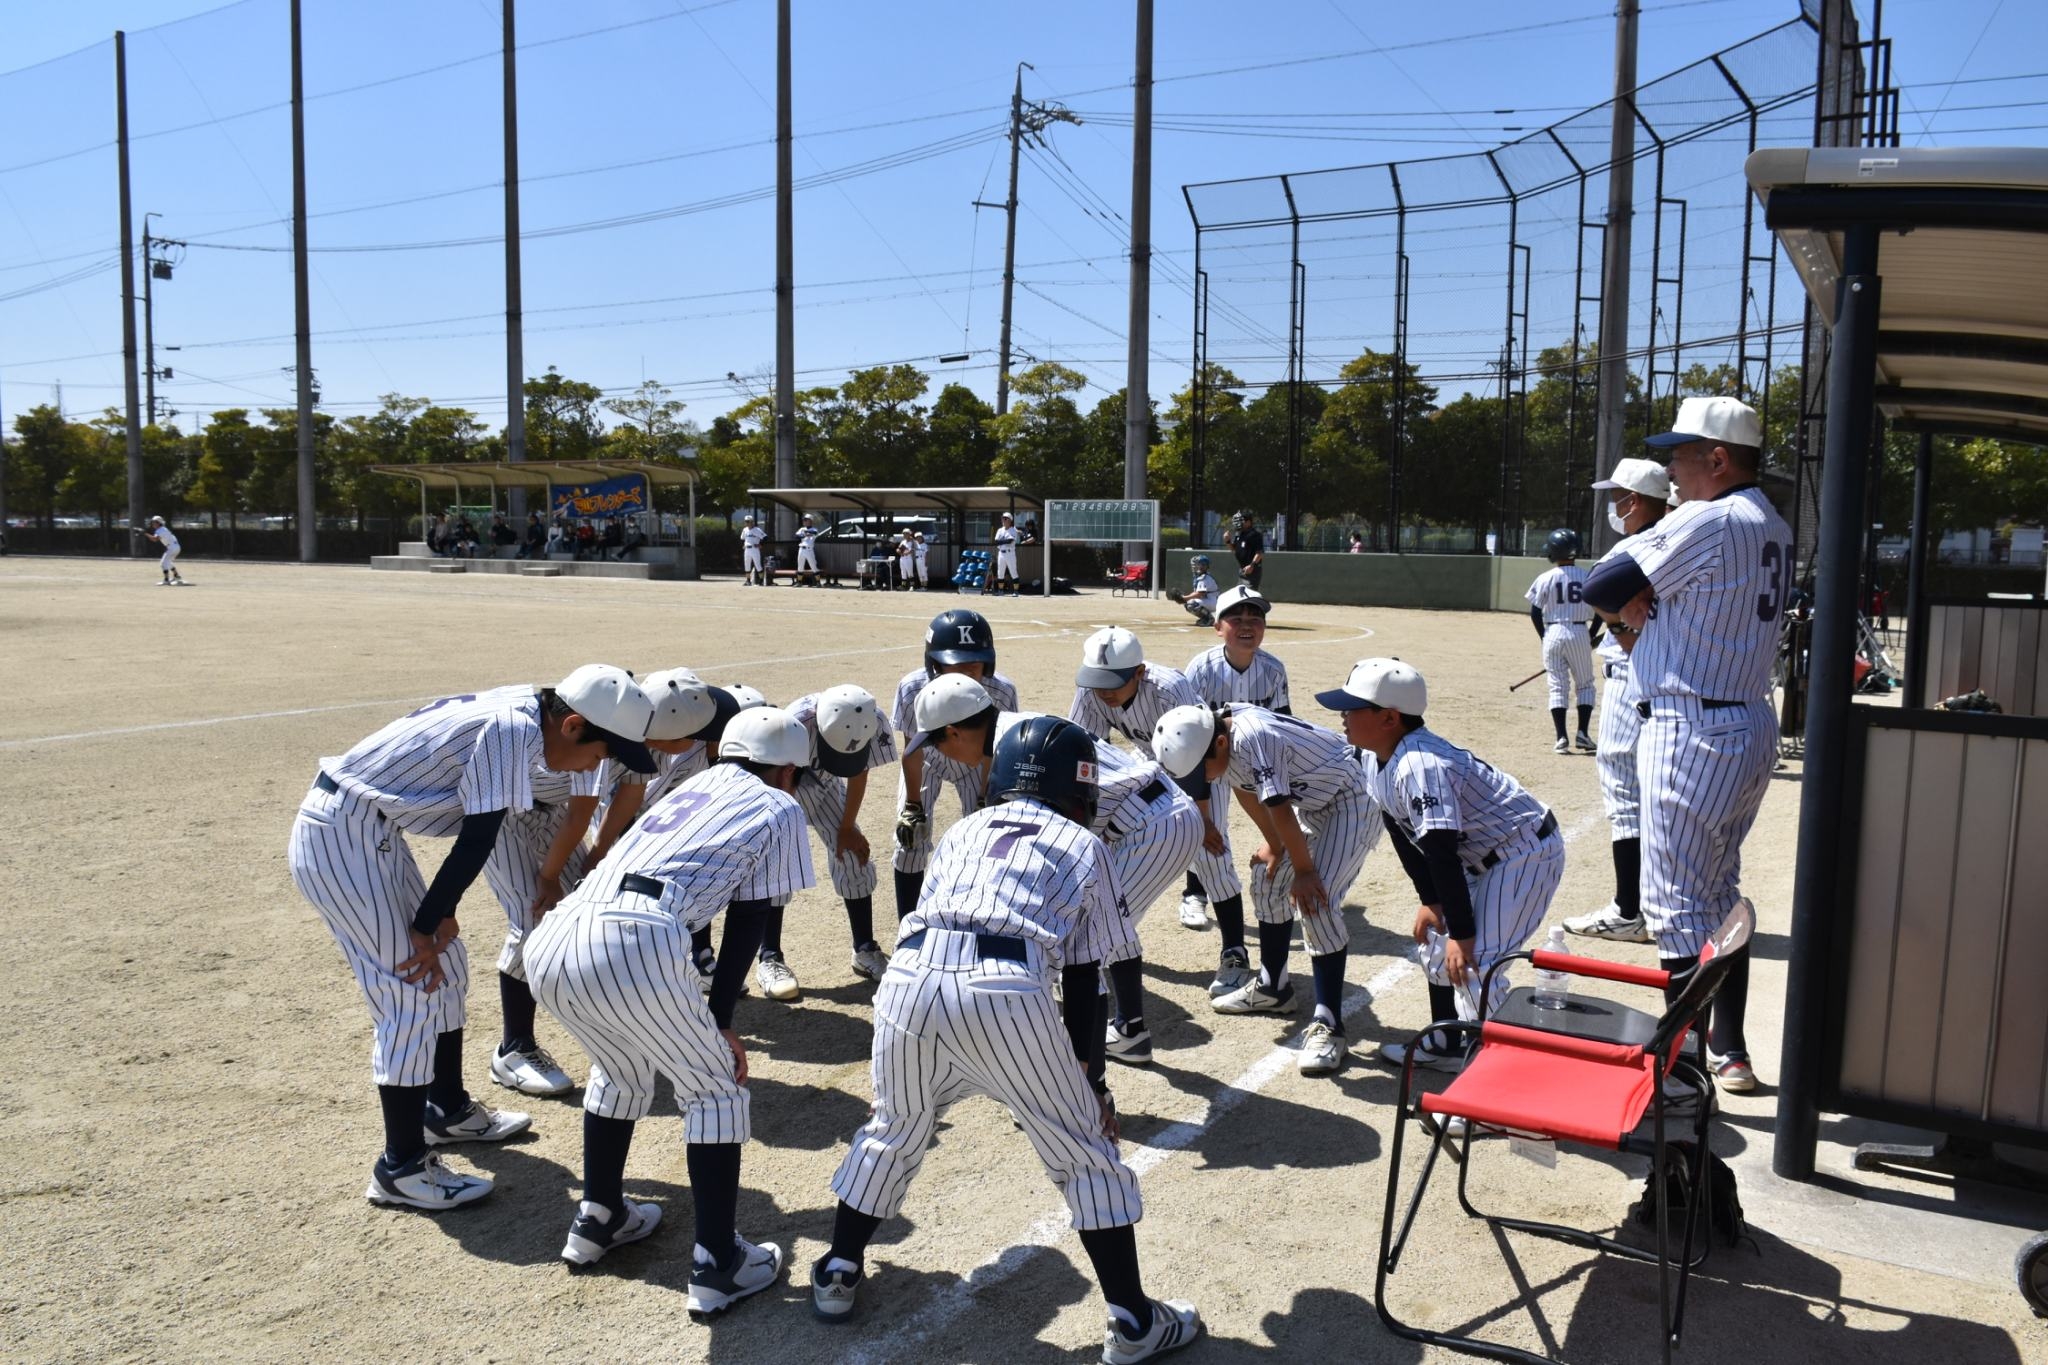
1;556;2039;1363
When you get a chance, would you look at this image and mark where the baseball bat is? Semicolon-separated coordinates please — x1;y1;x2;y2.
1507;668;1546;693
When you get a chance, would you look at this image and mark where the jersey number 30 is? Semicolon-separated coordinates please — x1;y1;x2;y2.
1756;542;1788;621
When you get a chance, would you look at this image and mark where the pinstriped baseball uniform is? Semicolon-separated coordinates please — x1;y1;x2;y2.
1526;564;1596;709
740;523;766;575
784;689;900;899
796;524;820;574
1216;705;1379;956
288;687;544;1086
1066;668;1208;934
889;667;1021;876
830;799;1144;1230
1183;647;1290;903
1625;486;1792;956
1593;540;1647;839
1364;729;1563;1007
525;763;815;1135
484;761;607;982
1067;663;1202;757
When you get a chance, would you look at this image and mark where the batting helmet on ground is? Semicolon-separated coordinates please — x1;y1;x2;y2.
991;715;1100;829
1543;528;1580;563
924;608;996;675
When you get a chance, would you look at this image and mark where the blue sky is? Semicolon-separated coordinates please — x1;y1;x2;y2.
2;0;2041;435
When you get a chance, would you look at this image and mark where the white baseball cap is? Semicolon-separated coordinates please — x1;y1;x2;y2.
913;673;995;736
813;684;881;778
1215;584;1271;619
1152;704;1218;780
1591;457;1671;501
554;664;657;773
718;706;810;768
725;683;768;711
1314;657;1428;716
1075;627;1145;689
642;667;717;742
1646;395;1762;449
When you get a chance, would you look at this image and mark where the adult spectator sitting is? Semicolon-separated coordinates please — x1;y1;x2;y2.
490;513;518;557
454;517;482;557
1347;531;1364;554
598;517;624;560
613;518;647;562
573;520;597;561
546;512;569;557
520;512;546;559
426;512;452;557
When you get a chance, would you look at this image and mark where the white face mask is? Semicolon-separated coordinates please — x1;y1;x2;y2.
1607;503;1628;537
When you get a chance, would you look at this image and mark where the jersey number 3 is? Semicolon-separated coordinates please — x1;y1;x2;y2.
1756;542;1788;622
641;791;711;835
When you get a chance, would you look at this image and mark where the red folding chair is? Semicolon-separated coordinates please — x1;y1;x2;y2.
1109;562;1149;596
1376;901;1754;1365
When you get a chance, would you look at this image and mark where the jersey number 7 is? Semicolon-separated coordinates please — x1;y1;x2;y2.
985;820;1042;858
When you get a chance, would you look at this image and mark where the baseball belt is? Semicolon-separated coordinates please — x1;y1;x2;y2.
620;873;664;898
315;771;340;794
897;928;1028;963
1479;809;1558;870
1635;697;1743;718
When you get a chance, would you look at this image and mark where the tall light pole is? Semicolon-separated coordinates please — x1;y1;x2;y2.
773;0;797;542
290;0;317;562
116;32;145;550
1592;0;1640;551
503;0;528;520
1124;0;1154;565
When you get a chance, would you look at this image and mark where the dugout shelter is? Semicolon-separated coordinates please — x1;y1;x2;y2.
747;486;1044;585
1747;148;2048;1207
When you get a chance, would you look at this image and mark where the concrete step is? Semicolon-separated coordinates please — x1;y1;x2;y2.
520;564;565;577
427;560;467;573
398;541;432;558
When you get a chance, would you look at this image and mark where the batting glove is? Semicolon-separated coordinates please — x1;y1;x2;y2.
894;802;928;850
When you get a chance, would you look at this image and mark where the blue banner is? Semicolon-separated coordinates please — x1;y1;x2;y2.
550;475;647;519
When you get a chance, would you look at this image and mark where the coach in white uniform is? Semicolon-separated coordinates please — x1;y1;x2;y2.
992;511;1021;594
740;514;766;586
288;666;656;1212
795;513;821;585
526;708;814;1304
1584;395;1791;1093
1565;458;1672;945
916;674;1203;1067
816;717;1202;1362
1321;659;1564;1069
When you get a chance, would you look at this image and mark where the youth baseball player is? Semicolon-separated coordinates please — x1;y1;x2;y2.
913;530;931;589
750;684;896;1000
1069;627;1217;936
992;512;1020;595
1167;555;1219;626
894;530;917;591
889;609;1021;919
740;515;766;586
1584;394;1792;1093
1319;659;1565;1070
815;717;1203;1361
142;515;186;585
795;514;821;586
916;673;1203;1066
1565;459;1672;945
1151;699;1379;1076
1526;528;1598;754
1178;584;1290;994
287;665;656;1211
525;707;814;1303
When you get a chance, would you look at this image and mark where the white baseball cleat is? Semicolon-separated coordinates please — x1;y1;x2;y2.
755;954;801;1002
1212;977;1296;1016
1297;1021;1347;1076
1105;1020;1153;1066
811;1257;863;1322
1177;894;1209;929
1563;903;1653;944
1708;1050;1758;1092
491;1043;575;1096
562;1198;662;1265
1378;1036;1466;1073
850;943;890;981
1553;736;1571;754
364;1151;492;1210
423;1098;532;1146
687;1236;785;1316
1208;946;1254;999
1575;730;1597;753
1102;1298;1204;1364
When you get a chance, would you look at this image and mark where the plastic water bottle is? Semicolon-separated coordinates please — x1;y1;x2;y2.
1532;925;1571;1010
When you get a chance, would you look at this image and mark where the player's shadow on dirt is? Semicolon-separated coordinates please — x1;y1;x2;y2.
1139;1058;1381;1171
740;1000;876;1068
746;1074;877;1151
1199;1286;1426;1362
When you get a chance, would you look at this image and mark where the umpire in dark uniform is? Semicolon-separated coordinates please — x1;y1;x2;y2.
1228;511;1266;591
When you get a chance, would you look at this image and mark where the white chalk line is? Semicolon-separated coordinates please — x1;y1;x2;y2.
0;696;441;750
847;808;1601;1362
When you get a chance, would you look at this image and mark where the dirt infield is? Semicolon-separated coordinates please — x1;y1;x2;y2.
2;558;2038;1364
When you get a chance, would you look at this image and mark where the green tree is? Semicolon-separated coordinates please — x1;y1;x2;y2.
1410;394;1507;541
1310;349;1435;526
189;408;261;547
824;364;930;485
1075;388;1160;501
63;412;127;538
603;380;694;463
9;404;85;529
253;408;337;523
523;368;605;460
329;394;429;529
1152;363;1248;525
409;404;488;463
989;362;1088;495
920;383;998;487
701;387;841;521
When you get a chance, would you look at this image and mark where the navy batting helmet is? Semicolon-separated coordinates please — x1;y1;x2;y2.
925;608;997;675
990;715;1100;829
1190;554;1211;571
1543;527;1580;563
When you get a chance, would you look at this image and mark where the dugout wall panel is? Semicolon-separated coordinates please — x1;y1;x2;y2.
1918;600;2048;717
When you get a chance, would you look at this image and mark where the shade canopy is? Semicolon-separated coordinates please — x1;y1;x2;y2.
371;458;696;490
1747;146;2048;446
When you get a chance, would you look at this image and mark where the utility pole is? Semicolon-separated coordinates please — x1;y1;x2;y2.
773;0;796;543
1592;0;1640;550
502;0;527;520
290;0;317;562
116;32;145;554
1124;0;1153;567
976;65;1078;416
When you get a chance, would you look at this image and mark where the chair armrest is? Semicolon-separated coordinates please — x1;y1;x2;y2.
1531;950;1672;990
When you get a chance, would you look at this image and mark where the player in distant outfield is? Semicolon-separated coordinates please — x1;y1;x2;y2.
140;515;186;586
1526;528;1599;754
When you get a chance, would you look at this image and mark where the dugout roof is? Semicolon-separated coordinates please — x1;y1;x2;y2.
747;486;1041;517
1747;146;2048;447
371;458;696;490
